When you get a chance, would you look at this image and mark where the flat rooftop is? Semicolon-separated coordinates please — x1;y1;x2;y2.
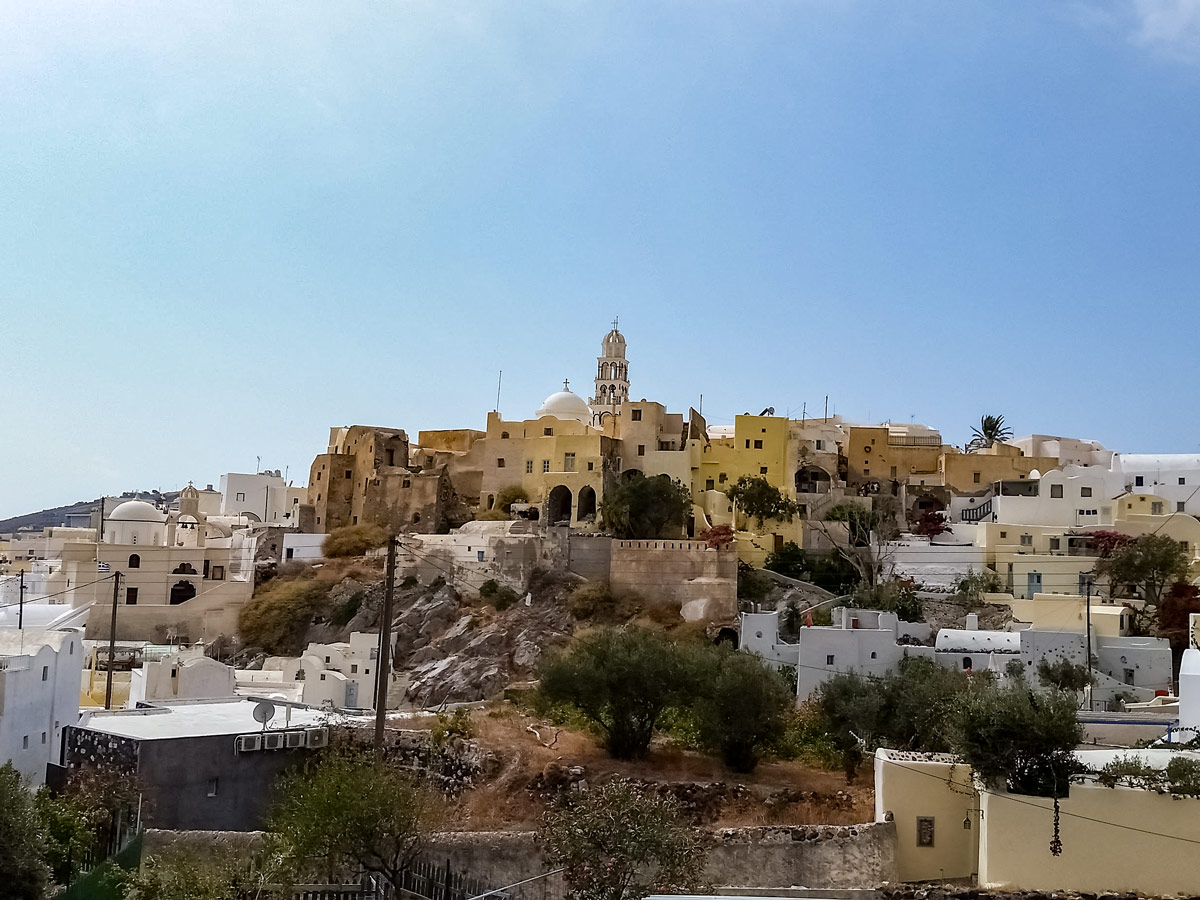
76;697;337;741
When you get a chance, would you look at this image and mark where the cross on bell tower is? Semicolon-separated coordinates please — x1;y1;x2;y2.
589;319;629;420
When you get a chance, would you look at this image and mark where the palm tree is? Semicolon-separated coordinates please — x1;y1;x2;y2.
969;414;1013;451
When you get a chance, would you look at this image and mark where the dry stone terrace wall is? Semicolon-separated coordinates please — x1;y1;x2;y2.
423;822;897;900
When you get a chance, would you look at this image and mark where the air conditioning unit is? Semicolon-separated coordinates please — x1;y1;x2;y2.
235;734;261;753
285;731;306;749
262;732;285;751
306;727;329;749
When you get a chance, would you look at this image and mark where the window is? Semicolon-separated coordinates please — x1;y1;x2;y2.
1080;486;1093;498
637;445;645;457
170;668;178;678
1135;475;1144;487
497;458;506;468
1181;477;1187;485
501;431;509;439
962;657;972;670
1049;537;1061;551
128;554;140;568
864;445;872;454
352;516;358;525
754;440;763;449
825;654;835;666
211;565;225;580
760;466;768;474
320;673;327;681
798;504;808;518
41;732;46;745
345;470;352;479
891;466;897;477
1020;534;1032;546
544;427;554;436
973;472;981;484
863;469;869;476
1000;531;1008;539
285;548;294;560
351;664;358;674
1179;502;1187;513
631;409;642;422
316;471;322;481
815;440;824;451
207;778;219;797
564;452;575;472
22;736;28;750
125;587;138;605
1050;484;1063;498
402;478;411;488
235;492;246;502
542;460;550;473
41;666;48;681
477;550;485;562
719;473;727;484
745;440;750;449
525;460;533;474
587;461;594;471
705;479;715;491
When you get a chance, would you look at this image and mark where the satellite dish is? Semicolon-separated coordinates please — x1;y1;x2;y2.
253;700;276;729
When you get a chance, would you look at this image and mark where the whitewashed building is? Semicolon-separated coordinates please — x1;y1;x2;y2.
0;628;83;784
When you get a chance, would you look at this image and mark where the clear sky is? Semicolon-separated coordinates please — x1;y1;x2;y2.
3;1;1200;518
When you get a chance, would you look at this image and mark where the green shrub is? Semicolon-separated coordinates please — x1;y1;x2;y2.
566;581;641;622
494;485;529;514
692;649;793;772
401;575;419;589
476;509;510;521
431;708;474;747
537;628;695;759
479;579;519;611
737;560;771;604
322;523;388;558
239;579;333;654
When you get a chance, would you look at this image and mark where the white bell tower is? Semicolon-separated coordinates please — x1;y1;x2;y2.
590;317;629;422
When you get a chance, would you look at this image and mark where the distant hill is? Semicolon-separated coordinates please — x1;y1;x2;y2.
0;491;181;535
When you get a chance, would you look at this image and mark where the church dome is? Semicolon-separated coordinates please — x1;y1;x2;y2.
536;382;592;425
107;500;166;523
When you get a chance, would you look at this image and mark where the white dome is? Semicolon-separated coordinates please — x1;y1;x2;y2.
536;384;592;424
107;500;166;523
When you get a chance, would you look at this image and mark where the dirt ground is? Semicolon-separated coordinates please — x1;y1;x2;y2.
417;703;875;830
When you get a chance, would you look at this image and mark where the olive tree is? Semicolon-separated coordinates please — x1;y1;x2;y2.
540;781;707;900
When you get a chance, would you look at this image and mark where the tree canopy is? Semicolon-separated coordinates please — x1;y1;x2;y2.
0;763;49;900
1096;532;1191;616
271;746;443;891
968;414;1013;450
537;629;696;759
600;472;691;540
540;781;707;900
725;476;796;528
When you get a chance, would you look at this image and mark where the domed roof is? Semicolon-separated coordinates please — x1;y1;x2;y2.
536;381;592;424
107;500;166;523
603;327;626;347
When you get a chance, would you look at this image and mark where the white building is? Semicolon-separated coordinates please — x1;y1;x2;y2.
0;628;83;785
128;649;237;708
220;471;298;524
235;632;383;710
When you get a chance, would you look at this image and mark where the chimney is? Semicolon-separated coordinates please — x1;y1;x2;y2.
966;613;979;631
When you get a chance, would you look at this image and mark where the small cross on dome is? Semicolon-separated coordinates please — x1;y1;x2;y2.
563;378;570;391
611;316;619;329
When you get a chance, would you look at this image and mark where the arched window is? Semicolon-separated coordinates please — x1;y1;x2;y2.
609;384;616;395
412;512;421;524
600;384;607;394
501;431;509;439
128;554;141;569
962;657;972;670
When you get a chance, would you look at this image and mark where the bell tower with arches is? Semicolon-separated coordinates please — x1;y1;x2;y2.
589;318;629;422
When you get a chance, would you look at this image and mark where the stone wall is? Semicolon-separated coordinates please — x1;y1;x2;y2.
567;533;612;581
423;822;896;899
609;540;737;622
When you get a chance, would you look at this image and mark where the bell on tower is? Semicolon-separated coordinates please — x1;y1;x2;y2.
590;318;629;420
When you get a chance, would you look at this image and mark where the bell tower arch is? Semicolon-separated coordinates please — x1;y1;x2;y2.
589;318;629;422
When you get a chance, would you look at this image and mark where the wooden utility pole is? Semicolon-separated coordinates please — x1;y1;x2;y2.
374;536;397;760
104;572;121;710
17;571;25;630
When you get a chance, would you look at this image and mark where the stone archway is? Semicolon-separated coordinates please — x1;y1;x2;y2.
795;465;832;494
169;580;197;605
577;485;597;522
547;485;573;525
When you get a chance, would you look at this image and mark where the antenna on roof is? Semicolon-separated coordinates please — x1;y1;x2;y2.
495;370;502;412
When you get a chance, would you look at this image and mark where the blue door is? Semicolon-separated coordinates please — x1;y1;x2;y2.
1027;572;1042;597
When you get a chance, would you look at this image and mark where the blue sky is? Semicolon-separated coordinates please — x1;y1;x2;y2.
3;1;1200;517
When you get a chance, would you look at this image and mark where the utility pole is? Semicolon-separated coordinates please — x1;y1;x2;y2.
1084;573;1095;712
104;572;122;710
374;536;398;760
17;571;25;630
